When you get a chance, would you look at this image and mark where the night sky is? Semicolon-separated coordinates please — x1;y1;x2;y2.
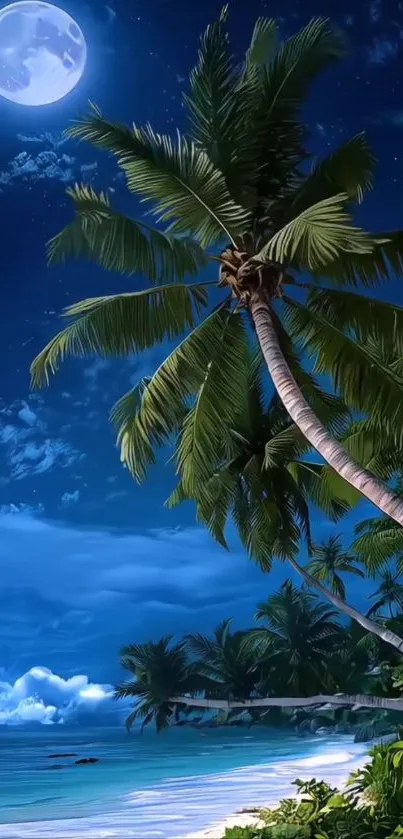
0;0;402;722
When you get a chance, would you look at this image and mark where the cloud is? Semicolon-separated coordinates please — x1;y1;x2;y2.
0;506;287;678
367;36;399;64
0;666;119;725
60;490;80;508
0;397;83;481
0;502;369;683
0;134;99;190
369;0;382;22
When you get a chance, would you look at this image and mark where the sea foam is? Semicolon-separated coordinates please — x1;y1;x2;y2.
0;738;369;838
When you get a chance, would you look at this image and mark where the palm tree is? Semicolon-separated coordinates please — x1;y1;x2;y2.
169;377;403;653
30;11;403;524
354;514;403;574
114;637;197;732
244;581;343;696
185;619;259;701
367;570;403;619
307;535;364;600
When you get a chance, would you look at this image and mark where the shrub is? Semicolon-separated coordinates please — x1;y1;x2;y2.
222;741;403;839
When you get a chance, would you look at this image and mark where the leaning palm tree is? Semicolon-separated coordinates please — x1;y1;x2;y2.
114;637;197;732
367;570;403;619
31;11;403;523
169;372;403;653
307;535;364;600
354;513;403;574
244;581;344;696
185;619;259;701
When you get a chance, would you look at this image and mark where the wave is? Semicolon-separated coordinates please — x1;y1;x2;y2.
0;738;369;838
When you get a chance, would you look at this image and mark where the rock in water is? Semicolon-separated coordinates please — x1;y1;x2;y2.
75;757;99;765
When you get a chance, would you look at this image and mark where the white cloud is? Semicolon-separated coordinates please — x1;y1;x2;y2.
0;134;99;190
0;398;83;481
17;402;41;428
0;666;117;725
60;490;80;508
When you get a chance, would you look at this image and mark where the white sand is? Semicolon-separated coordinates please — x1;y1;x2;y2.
184;748;370;839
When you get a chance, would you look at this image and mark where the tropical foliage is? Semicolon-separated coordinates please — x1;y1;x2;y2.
221;741;403;838
115;580;403;738
30;9;403;525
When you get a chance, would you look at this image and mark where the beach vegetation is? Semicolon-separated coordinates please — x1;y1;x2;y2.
115;581;403;738
220;740;403;837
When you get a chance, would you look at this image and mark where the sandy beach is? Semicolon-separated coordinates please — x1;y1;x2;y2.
183;745;370;839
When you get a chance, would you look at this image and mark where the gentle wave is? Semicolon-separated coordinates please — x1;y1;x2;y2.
0;739;369;838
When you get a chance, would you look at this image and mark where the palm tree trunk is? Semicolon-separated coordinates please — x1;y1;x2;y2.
170;693;403;712
287;555;403;654
250;297;403;527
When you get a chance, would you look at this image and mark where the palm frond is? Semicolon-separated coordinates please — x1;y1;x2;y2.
245;17;278;67
314;230;403;288
287;460;360;520
269;308;350;436
110;302;235;482
48;184;207;281
306;286;403;358
256;194;374;270
353;517;403;572
291;133;375;212
68;107;250;246
264;17;346;114
176;311;249;494
30;283;208;388
283;296;403;437
184;7;237;174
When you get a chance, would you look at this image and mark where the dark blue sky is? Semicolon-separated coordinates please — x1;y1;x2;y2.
0;0;402;722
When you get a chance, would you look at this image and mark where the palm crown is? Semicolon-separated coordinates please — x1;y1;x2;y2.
31;10;403;524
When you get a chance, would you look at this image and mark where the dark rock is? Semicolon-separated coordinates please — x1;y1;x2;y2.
48;753;78;758
74;757;99;765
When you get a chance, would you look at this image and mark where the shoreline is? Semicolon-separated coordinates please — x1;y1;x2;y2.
0;734;376;838
183;746;370;839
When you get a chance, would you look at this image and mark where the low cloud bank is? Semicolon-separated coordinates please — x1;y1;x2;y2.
0;666;123;725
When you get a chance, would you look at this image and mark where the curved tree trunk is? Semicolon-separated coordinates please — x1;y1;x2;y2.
170;693;403;712
287;555;403;654
250;297;403;527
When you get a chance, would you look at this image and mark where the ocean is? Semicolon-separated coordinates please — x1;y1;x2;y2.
0;725;370;838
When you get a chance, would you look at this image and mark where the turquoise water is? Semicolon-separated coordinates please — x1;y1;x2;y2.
0;725;369;837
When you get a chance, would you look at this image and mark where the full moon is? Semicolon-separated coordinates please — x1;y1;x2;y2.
0;1;87;106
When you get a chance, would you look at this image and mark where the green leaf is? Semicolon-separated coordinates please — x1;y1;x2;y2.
290;132;375;212
68;108;251;246
30;282;208;388
264;17;345;113
282;296;403;437
246;17;278;66
306;286;403;358
353;517;403;572
263;425;308;469
176;311;249;494
184;11;237;174
313;230;403;288
256;194;374;270
227;17;345;209
269;308;350;436
110;302;234;482
288;461;360;520
48;184;207;281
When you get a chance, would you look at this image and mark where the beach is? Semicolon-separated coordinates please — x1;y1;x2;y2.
0;726;370;838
